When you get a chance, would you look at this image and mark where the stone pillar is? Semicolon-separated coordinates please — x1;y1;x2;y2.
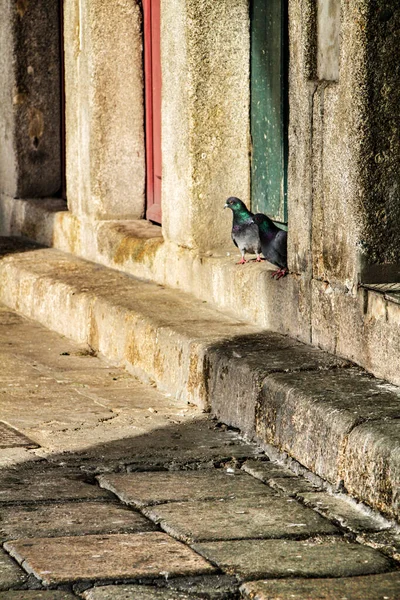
0;0;61;198
161;0;250;252
63;0;145;220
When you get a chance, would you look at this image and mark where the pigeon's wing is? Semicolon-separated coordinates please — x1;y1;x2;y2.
269;230;287;268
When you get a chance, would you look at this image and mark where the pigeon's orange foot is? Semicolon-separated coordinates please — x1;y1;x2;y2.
271;267;288;279
237;257;247;265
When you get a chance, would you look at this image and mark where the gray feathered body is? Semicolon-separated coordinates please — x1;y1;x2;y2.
232;221;261;257
254;213;287;269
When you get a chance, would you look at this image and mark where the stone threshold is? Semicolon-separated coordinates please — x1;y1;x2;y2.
1;196;400;391
0;237;399;524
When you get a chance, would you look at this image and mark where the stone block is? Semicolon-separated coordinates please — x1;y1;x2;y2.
71;417;260;471
162;0;250;250
0;501;155;541
144;495;337;543
98;469;270;507
0;548;27;590
83;587;193;600
193;537;392;581
241;571;400;600
0;0;61;197
0;593;75;600
0;422;38;449
83;575;238;599
300;492;388;534
342;420;400;520
256;367;400;486
5;532;216;585
207;331;348;436
241;459;297;481
64;0;145;219
0;385;114;431
0;466;112;504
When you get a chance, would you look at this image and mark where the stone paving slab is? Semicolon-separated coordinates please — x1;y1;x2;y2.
83;586;195;600
65;419;262;470
0;548;27;590
83;575;238;600
0;421;39;448
0;466;113;504
193;537;393;581
242;459;297;481
144;495;337;542
357;529;400;562
300;492;388;534
0;501;155;540
98;469;273;507
0;386;115;430
241;571;400;599
5;532;216;585
0;593;76;600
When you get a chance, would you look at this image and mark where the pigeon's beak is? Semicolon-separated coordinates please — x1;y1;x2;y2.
224;203;228;209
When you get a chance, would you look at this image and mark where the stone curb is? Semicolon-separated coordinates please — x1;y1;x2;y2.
0;239;399;521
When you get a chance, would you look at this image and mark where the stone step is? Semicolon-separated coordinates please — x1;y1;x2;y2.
0;237;400;522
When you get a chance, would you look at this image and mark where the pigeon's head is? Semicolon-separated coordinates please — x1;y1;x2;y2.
224;197;246;212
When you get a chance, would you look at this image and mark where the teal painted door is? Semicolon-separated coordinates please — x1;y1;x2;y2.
250;0;287;224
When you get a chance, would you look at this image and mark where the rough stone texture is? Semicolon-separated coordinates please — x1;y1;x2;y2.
241;571;400;600
69;418;261;471
357;529;400;563
193;537;393;581
0;594;75;600
266;476;322;497
0;548;26;590
5;532;216;585
207;333;347;436
256;367;400;487
300;492;389;534
84;575;238;599
342;420;400;520
0;0;61;198
144;495;337;543
64;0;145;219
312;281;400;387
0;501;155;541
0;466;113;504
83;587;194;600
0;422;39;448
98;469;273;507
162;0;250;251
242;459;297;481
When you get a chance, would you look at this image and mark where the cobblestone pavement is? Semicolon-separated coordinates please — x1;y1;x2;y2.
0;305;400;599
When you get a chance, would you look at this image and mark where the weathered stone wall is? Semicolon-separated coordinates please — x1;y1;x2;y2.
63;0;145;220
161;0;251;251
289;0;400;288
360;1;400;269
0;0;61;198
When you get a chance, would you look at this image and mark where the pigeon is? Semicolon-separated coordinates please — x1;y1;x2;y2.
253;213;288;279
224;197;261;264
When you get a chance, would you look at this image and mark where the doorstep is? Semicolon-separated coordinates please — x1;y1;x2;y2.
0;236;399;522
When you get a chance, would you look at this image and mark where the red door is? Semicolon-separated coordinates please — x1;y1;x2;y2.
143;0;162;224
